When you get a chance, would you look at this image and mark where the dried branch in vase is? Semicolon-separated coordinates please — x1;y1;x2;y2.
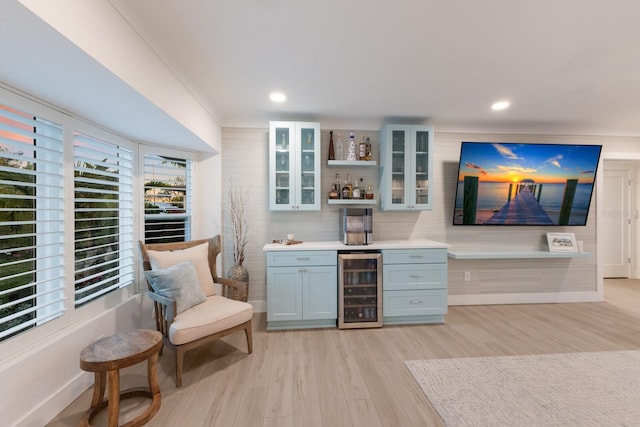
227;180;249;266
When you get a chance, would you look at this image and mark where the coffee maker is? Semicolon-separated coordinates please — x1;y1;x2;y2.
340;208;373;245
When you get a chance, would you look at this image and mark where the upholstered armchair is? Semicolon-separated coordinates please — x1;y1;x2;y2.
139;236;253;387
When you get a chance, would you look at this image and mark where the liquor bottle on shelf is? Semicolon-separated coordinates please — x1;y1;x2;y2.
328;130;335;161
330;173;340;199
359;136;366;160
352;179;361;199
365;137;372;160
335;135;343;160
365;184;374;200
347;132;357;161
341;173;353;199
358;178;365;199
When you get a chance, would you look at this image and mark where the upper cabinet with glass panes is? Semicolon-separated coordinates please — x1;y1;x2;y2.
269;121;321;211
379;125;434;210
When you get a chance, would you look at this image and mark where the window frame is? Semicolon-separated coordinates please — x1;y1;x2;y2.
0;86;138;360
138;144;196;245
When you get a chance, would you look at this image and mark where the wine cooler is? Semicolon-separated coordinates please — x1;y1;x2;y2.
338;252;382;329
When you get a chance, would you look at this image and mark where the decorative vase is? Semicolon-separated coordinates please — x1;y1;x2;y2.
228;264;249;284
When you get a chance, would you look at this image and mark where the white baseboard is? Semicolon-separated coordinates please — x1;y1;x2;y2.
448;291;603;306
249;299;266;313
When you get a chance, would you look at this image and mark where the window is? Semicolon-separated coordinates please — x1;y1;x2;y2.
142;152;192;244
74;131;135;306
0;86;138;344
0;104;65;341
0;86;202;352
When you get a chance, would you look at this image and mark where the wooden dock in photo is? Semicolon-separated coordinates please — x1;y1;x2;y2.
484;187;553;225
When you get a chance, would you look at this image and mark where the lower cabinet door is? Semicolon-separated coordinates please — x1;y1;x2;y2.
267;266;302;322
383;289;447;317
303;266;337;320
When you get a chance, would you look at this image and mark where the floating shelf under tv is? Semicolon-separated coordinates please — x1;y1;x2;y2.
447;250;591;259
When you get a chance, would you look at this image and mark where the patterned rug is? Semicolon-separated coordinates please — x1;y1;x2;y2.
405;350;640;426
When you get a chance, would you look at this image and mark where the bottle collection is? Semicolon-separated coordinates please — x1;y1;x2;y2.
327;131;376;201
329;173;374;200
328;130;372;162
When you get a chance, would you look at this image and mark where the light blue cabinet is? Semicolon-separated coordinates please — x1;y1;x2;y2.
382;248;448;324
266;250;337;330
379;125;434;210
269;121;321;211
266;266;301;322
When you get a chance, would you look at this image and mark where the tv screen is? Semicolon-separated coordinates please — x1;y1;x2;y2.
453;142;602;226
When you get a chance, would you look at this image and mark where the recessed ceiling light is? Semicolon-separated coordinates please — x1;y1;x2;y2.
270;92;286;103
491;100;510;111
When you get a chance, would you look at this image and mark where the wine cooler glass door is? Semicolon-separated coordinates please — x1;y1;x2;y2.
338;253;382;329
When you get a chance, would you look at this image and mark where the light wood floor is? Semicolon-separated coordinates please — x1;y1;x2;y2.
48;279;640;427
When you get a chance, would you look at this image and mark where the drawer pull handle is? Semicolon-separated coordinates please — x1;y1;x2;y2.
409;300;424;304
410;255;424;258
296;257;310;261
409;275;424;279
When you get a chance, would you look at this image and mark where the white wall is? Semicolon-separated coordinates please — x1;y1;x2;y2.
16;0;221;154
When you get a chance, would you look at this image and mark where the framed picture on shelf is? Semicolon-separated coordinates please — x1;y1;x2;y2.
546;232;579;253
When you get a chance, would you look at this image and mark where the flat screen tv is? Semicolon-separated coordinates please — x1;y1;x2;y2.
453;142;602;226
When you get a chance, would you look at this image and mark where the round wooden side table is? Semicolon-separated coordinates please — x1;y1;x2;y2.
79;329;163;427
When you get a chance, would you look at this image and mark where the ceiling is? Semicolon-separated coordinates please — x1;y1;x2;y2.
108;0;640;135
3;1;640;145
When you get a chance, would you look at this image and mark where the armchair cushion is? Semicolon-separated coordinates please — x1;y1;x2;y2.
169;295;253;345
144;260;207;314
146;242;216;296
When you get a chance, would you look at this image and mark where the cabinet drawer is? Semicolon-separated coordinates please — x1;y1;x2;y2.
382;249;447;264
383;263;447;291
383;290;447;317
267;250;337;267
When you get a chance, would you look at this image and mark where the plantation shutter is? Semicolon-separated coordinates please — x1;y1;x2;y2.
143;154;191;243
0;105;65;341
74;131;134;306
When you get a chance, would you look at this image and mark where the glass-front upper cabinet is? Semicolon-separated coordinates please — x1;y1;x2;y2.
379;125;434;210
269;121;321;211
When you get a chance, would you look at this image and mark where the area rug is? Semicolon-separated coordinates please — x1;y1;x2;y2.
405;350;640;426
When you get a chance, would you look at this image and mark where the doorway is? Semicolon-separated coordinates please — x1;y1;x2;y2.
602;161;636;278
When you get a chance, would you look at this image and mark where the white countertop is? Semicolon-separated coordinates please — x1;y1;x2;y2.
262;239;449;251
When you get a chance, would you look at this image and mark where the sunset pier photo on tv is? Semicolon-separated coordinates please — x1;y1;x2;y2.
453;142;602;226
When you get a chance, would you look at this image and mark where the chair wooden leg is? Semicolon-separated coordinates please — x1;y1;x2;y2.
175;347;184;388
245;321;253;354
107;369;120;427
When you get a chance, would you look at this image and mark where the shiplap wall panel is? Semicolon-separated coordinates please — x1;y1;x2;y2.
221;127;631;309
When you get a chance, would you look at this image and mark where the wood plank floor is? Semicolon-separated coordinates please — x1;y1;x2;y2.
48;279;640;426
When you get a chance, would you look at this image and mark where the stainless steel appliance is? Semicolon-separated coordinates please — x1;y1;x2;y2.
338;251;382;329
340;208;373;245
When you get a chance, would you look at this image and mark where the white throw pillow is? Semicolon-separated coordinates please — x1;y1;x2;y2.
144;260;207;314
146;242;216;296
